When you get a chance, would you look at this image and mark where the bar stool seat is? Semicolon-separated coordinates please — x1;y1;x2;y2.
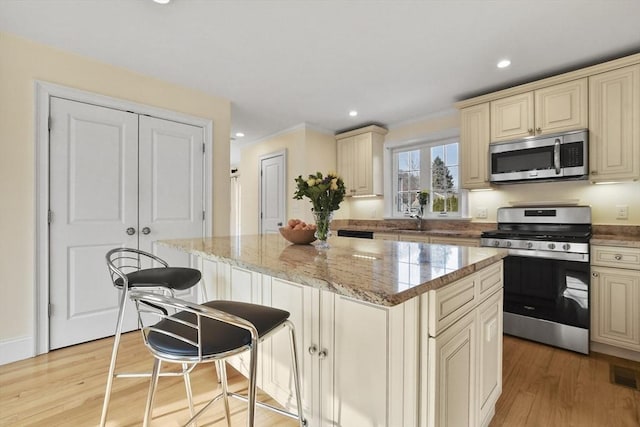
148;301;289;357
115;267;201;290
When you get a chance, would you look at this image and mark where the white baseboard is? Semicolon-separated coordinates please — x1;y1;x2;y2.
0;336;35;365
591;341;640;362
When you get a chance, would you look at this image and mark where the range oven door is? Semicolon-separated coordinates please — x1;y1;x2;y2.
503;255;590;330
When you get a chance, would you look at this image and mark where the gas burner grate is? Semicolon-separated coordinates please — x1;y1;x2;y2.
609;364;640;390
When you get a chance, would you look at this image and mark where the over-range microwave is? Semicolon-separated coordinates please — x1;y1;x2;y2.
489;129;588;183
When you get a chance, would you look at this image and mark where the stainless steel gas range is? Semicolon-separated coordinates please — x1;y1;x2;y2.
481;206;592;354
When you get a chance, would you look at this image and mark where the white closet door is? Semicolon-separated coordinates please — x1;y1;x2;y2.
49;101;205;349
260;153;286;234
49;98;139;349
138;115;204;300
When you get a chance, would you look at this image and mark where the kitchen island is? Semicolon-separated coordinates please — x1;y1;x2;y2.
161;235;507;427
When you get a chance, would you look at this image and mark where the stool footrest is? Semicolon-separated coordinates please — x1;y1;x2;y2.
228;391;304;422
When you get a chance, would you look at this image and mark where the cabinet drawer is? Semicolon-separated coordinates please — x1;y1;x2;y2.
592;245;640;270
476;261;504;302
428;275;476;337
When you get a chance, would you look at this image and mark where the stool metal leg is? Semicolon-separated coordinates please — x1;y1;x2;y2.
143;358;162;427
247;343;259;427
218;360;232;427
286;321;306;427
99;285;129;427
183;363;196;423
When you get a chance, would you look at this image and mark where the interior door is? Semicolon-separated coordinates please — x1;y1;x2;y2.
260;152;285;234
138;115;204;298
49;99;205;349
49;97;139;349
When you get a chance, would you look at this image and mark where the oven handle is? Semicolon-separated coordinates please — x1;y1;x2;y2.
554;139;561;174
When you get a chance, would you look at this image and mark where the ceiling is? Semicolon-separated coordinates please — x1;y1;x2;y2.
2;0;640;150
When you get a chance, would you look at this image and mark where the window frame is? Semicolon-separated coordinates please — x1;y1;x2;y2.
389;136;467;219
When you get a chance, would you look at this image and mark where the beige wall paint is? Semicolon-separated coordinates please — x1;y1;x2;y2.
0;32;231;345
238;126;338;234
347;110;640;225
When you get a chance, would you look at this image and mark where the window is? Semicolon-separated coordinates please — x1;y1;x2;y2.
392;139;464;218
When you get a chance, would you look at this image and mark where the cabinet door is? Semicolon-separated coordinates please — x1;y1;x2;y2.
490;92;534;142
352;133;373;195
460;103;491;189
260;277;318;421
337;136;355;195
589;64;640;182
427;309;477;427
591;266;640;352
476;290;503;427
534;78;588;135
333;295;419;427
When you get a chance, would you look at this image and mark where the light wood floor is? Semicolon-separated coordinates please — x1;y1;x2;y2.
1;333;638;426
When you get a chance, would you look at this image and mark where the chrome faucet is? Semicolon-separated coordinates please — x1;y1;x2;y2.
409;213;423;230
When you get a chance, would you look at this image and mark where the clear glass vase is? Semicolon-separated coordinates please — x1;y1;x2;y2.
313;210;334;249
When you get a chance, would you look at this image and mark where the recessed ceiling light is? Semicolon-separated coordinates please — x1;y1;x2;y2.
235;132;245;138
153;0;171;4
349;110;358;117
497;59;511;69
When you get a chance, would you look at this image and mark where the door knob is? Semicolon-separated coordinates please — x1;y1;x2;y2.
308;345;318;355
277;222;283;226
318;349;328;359
141;227;151;235
126;227;136;236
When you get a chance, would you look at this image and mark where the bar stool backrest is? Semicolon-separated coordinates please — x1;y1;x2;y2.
106;248;169;289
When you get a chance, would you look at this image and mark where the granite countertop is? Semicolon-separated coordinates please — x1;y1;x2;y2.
161;235;507;307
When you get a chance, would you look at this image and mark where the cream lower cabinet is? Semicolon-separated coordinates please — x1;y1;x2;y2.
205;256;503;427
591;245;640;355
261;275;420;427
422;262;503;427
589;64;640;182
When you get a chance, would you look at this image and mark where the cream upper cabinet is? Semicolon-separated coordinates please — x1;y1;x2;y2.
490;92;534;141
460;103;491;189
591;245;640;354
336;125;387;196
588;64;640;182
491;79;588;142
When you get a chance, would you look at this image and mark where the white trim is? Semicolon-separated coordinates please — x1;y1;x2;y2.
34;80;214;356
0;336;34;366
258;149;287;234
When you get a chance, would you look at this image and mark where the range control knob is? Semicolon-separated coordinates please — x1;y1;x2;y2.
562;243;571;251
526;242;533;249
505;241;512;247
548;243;556;250
493;240;500;247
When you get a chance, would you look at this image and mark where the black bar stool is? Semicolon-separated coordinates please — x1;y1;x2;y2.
100;248;202;427
129;290;305;427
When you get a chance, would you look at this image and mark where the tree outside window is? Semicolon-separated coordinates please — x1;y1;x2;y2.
392;140;461;217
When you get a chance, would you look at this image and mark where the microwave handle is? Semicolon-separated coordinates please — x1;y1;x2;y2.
554;139;561;174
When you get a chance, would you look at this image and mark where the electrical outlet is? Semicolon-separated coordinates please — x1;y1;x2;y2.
476;207;488;219
616;205;629;220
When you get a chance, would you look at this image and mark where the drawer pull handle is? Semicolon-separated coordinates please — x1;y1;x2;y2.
614;254;622;260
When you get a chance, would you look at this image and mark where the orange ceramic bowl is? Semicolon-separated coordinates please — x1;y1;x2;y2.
279;227;317;245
